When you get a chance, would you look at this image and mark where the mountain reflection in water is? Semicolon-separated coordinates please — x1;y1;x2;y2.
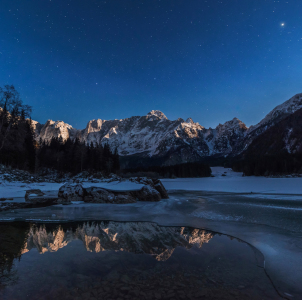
0;221;281;300
22;221;214;260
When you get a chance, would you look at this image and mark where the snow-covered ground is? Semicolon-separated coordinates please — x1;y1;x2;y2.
0;182;62;199
81;181;144;191
162;167;302;194
0;180;144;200
1;168;302;297
1;166;302;199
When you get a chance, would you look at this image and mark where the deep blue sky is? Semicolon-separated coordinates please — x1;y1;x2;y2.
1;0;301;129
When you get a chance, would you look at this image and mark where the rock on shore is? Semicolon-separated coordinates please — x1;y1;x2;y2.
58;177;169;204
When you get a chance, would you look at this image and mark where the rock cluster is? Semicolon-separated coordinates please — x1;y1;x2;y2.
58;177;169;204
0;165;70;183
83;188;137;204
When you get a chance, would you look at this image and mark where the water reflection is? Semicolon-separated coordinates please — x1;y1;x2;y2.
23;221;214;260
0;222;30;288
0;221;281;300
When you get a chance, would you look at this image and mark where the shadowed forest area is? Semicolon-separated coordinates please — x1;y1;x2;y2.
0;85;120;175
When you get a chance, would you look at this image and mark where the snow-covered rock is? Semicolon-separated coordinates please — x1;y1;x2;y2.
58;178;168;204
37;120;78;143
58;183;84;202
131;185;161;202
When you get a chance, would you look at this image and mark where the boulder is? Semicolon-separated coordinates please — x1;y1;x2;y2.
58;178;167;204
84;187;136;204
131;185;161;202
84;188;115;203
58;183;84;203
113;193;136;204
25;189;45;200
152;179;169;199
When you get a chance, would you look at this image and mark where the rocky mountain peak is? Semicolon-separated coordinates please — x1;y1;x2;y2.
39;119;77;142
146;110;167;120
216;117;247;132
85;119;103;133
186;117;194;124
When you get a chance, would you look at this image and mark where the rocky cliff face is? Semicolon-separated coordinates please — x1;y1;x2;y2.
32;93;302;165
35;120;78;143
21;222;214;261
34;110;248;165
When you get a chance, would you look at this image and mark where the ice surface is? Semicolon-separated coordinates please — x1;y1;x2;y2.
0;182;62;198
162;167;302;194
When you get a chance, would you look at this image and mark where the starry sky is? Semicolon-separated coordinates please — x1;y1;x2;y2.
1;0;301;129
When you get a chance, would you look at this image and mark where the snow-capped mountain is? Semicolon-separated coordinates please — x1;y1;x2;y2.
34;110;248;165
32;93;302;166
35;120;78;143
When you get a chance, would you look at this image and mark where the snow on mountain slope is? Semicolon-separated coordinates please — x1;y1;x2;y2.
32;93;302;163
249;93;302;134
34;110;248;161
38;120;78;142
237;93;302;153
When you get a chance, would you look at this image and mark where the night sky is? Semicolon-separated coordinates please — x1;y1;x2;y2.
1;0;301;129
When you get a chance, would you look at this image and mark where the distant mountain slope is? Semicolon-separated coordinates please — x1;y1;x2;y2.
242;107;302;156
237;93;302;153
232;107;302;176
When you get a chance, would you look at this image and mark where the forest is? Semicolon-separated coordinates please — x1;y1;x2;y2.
38;137;120;174
0;85;119;175
232;154;302;176
232;108;302;176
122;161;212;178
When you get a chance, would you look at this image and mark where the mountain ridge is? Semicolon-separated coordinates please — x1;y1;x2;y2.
32;93;302;166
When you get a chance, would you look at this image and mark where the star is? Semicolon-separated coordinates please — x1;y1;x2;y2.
281;23;285;27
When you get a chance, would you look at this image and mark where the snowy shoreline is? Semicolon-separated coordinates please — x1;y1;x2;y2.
1;167;302;200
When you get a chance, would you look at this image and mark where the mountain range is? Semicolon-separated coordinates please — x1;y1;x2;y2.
32;93;302;167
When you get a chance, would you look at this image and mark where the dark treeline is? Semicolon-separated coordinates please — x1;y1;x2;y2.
0;85;120;175
123;161;212;178
232;154;302;176
0;85;36;171
232;108;302;176
37;137;120;175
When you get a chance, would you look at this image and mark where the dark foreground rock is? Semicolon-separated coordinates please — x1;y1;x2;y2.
130;185;161;202
58;183;84;203
84;188;136;204
25;189;45;200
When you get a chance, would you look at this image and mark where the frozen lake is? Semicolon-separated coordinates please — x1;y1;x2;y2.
0;167;302;298
0;190;302;298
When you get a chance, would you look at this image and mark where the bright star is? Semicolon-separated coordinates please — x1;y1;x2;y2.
281;23;285;27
